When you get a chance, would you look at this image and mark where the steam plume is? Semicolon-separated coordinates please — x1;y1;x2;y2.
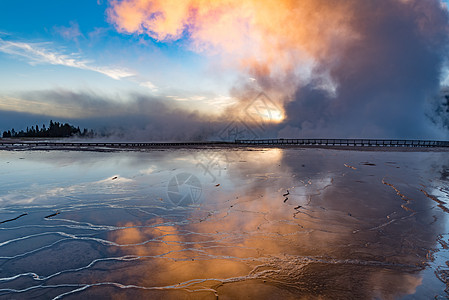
107;0;449;138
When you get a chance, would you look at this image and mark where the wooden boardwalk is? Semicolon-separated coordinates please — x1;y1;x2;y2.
0;139;448;148
0;141;231;148
235;139;449;147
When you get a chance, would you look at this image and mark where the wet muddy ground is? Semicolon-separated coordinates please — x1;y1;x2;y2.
0;147;448;299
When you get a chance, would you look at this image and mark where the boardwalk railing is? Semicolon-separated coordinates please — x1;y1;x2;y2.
0;139;448;148
235;139;449;147
0;141;231;147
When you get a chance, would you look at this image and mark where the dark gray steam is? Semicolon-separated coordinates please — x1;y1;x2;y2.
277;0;449;139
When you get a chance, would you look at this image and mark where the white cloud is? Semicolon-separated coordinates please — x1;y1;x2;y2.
139;81;158;91
54;21;84;42
0;38;134;80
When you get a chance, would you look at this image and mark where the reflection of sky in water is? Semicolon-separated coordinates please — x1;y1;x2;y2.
0;148;448;299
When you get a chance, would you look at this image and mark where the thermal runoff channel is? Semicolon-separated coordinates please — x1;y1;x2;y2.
2;1;449;300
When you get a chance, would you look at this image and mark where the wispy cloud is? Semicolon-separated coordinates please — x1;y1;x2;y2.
54;21;84;42
139;81;158;92
0;89;223;141
0;94;99;118
0;38;134;80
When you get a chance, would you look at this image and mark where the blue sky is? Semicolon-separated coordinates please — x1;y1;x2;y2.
1;0;449;139
0;0;237;132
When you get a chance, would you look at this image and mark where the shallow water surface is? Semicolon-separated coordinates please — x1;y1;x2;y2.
0;148;449;299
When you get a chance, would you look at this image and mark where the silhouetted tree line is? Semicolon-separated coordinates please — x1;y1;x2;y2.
2;120;94;138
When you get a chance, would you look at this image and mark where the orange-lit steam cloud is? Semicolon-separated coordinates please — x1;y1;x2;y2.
107;0;357;79
108;0;449;138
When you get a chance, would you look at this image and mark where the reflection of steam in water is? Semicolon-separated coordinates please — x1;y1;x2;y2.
167;173;202;207
420;162;449;293
0;149;449;298
103;150;447;298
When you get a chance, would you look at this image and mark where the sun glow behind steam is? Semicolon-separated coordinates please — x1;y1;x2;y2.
106;0;449;137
